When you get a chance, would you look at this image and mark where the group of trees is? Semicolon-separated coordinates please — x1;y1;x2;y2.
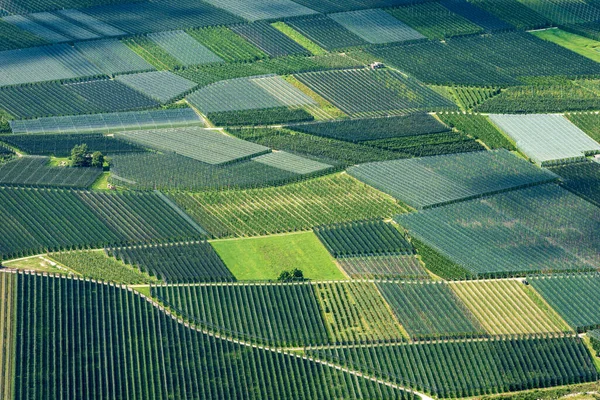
70;144;104;168
277;268;305;282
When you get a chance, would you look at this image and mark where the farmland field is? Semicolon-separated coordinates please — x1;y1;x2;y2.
348;149;557;209
3;1;600;398
108;241;235;283
450;280;570;335
377;281;484;340
397;185;600;276
152;283;328;346
314;281;407;343
11;272;408;399
529;275;600;332
169;173;407;238
210;232;344;281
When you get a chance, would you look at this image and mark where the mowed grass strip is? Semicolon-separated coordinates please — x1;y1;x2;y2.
450;280;570;335
210;231;345;281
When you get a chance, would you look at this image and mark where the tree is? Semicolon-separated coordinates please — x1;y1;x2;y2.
70;144;89;167
91;151;104;168
277;269;304;282
277;271;292;282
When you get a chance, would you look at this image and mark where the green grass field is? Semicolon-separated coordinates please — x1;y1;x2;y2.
210;231;345;281
532;28;600;63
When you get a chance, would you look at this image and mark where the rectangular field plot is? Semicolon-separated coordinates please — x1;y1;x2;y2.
202;0;317;22
64;79;159;113
170;174;407;238
530;275;600;332
314;282;407;343
231;22;311;57
440;0;513;31
286;15;368;50
75;39;155;75
147;30;223;66
377;282;484;340
0;156;101;188
210;232;343;280
549;160;600;206
288;113;450;142
186;75;316;114
447;32;600;78
108;242;234;283
9;108;203;134
83;0;243;35
450;280;570;335
27;12;100;40
115;71;197;103
397;184;600;276
348;150;557;209
310;337;598;398
56;9;126;37
329;9;425;44
0;44;101;87
489;114;600;166
295;69;457;117
252;151;332;174
117;126;269;165
367;40;518;87
388;2;484;39
337;255;428;280
0;82;98;119
109;152;301;192
152;283;328;346
2;15;69;43
315;220;413;258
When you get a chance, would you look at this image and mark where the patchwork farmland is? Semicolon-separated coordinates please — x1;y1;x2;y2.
0;0;599;399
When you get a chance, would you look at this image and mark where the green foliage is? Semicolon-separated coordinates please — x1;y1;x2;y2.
70;144;89;167
0;19;48;51
377;281;484;340
186;26;266;63
169;174;408;238
287;113;450;142
311;336;598;398
387;3;484;39
566;112;600;142
0;156;101;188
206;107;314;127
315;220;413;257
50;250;157;284
469;0;552;30
549;161;600;207
364;132;485;157
438;113;516;150
177;54;363;87
14;274;404;399
152;283;327;346
123;36;182;70
107;242;234;283
277;268;305;282
447;86;501;110
530;275;600;332
475;81;600;113
0;134;143;157
271;21;326;55
410;237;475;280
91;152;104;168
229;127;402;165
